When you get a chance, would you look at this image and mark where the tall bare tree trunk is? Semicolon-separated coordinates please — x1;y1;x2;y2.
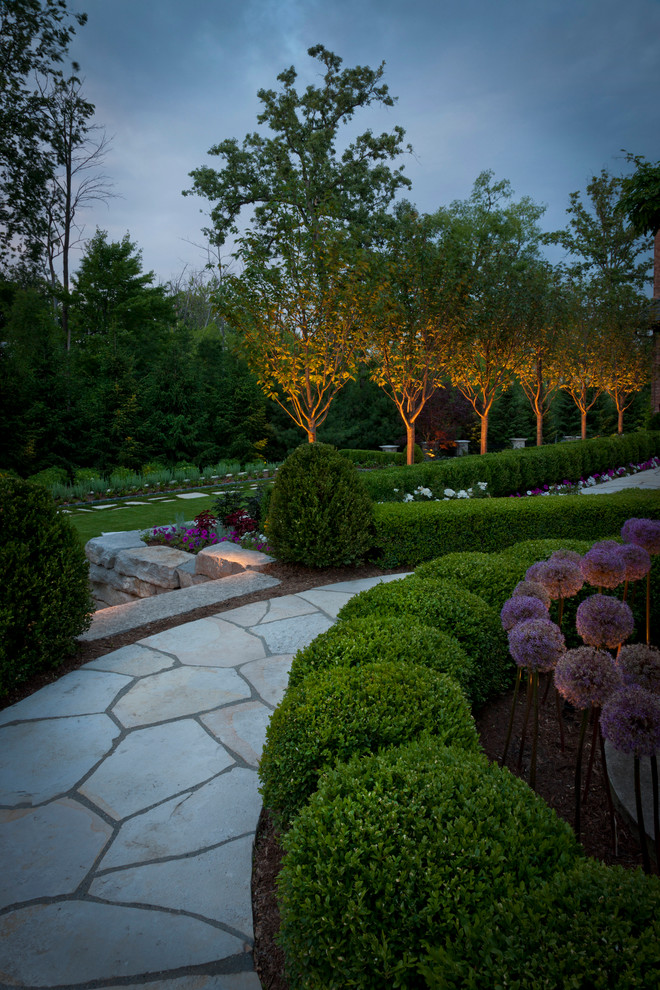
480;413;488;455
406;422;415;465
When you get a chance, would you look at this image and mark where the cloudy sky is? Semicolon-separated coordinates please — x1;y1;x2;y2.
65;0;660;286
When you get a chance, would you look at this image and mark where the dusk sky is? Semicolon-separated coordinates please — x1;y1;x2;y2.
65;0;660;286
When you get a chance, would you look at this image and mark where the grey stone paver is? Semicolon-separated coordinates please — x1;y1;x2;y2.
0;799;113;908
99;768;261;869
0;714;120;806
112;665;251;727
91;834;255;936
140;616;266;667
202;701;272;765
79;720;234;820
0;902;248;986
0;667;131;725
239;655;295;709
0;574;410;986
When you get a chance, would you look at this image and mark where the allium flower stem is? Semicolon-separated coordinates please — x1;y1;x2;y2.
647;571;651;645
581;708;599;804
530;671;539;790
575;708;589;843
634;756;651;874
555;686;565;752
599;730;617;856
517;671;534;774
501;667;522;767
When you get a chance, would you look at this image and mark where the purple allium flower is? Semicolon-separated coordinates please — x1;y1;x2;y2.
500;595;549;631
512;579;551;609
600;685;660;756
621;517;660;556
554;647;622;709
580;545;626;590
618;644;660;695
507;617;566;672
531;558;584;599
619;542;652;582
550;548;583;565
576;594;634;649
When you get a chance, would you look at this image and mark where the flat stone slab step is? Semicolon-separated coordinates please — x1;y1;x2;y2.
79;571;281;641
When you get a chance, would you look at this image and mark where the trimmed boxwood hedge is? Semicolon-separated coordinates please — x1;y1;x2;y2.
259;663;478;830
361;431;660;502
0;477;93;696
371;490;660;567
277;737;580;990
287;613;476;700
415;539;593;609
337;576;511;705
420;857;660;989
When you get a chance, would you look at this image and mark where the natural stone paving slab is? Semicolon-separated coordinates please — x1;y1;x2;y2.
91;834;255;937
0;901;247;986
83;643;176;677
105;975;262;990
113;666;252;728
140;617;266;668
239;655;294;708
80;571;281;641
296;588;354;618
312;573;413;593
257;593;318;623
0;715;120;806
0;798;113;908
176;491;210;499
253;610;334;655
79;720;234;820
219;600;269;627
202;701;272;766
0;668;131;726
99;768;261;869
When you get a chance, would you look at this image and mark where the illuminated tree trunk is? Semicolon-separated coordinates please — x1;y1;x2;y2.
479;412;489;455
406;422;415;464
536;359;544;446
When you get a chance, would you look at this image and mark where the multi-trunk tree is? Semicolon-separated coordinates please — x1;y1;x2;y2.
186;44;412;443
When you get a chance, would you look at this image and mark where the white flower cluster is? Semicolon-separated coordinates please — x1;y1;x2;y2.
396;481;488;503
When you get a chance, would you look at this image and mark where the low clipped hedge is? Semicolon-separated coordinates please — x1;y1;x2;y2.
0;477;93;695
415;539;593;609
287;614;476;700
337;576;510;705
361;431;660;502
277;737;580;990
339;445;425;467
259;663;478;830
372;490;660;567
421;858;660;989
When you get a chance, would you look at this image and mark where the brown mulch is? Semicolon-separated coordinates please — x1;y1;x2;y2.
252;675;650;990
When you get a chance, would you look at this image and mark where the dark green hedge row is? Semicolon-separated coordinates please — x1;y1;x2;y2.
360;430;660;501
372;490;660;567
338;444;425;467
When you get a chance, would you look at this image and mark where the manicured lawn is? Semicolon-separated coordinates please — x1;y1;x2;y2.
61;484;264;544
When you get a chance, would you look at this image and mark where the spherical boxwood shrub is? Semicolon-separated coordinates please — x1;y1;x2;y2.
259;662;479;830
265;442;374;566
499;537;592;570
421;858;660;989
415;550;529;610
277;737;579;990
337;576;510;705
0;477;93;696
287;613;476;700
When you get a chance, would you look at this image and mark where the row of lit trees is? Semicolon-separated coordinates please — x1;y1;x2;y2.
188;47;656;462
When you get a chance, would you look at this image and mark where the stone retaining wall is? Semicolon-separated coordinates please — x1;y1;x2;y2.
85;531;274;607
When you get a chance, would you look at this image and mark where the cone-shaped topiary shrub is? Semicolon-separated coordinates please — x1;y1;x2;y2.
277;737;579;989
0;477;93;696
265;442;374;566
288;613;476;700
259;662;479;830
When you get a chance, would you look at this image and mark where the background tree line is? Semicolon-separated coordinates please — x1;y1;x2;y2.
1;12;656;477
